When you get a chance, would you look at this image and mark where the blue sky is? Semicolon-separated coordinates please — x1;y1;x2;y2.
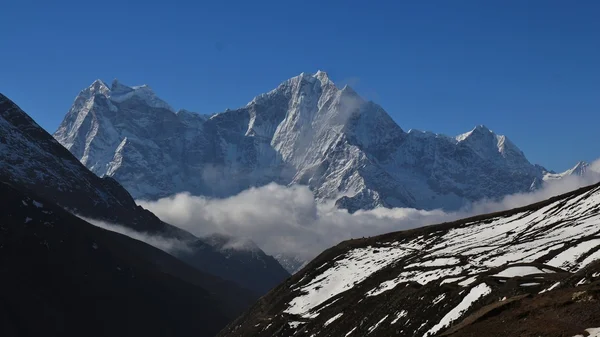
1;0;599;171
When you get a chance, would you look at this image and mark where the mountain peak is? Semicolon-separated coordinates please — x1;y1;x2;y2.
88;79;110;95
291;70;335;87
567;161;589;176
473;124;493;134
473;124;492;132
456;124;497;141
313;70;332;85
90;79;108;88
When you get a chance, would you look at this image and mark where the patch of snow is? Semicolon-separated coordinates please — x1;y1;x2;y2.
441;276;465;285
548;239;600;269
390;310;408;324
458;276;478;287
288;321;304;329
368;315;388;334
573;327;600;337
32;200;43;208
24;217;32;223
345;327;357;336
424;283;492;336
432;294;446;304
324;313;343;327
493;266;555;278
284;246;410;317
405;257;460;268
539;282;561;294
520;282;540;287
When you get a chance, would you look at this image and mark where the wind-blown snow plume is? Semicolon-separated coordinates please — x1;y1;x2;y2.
79;216;191;254
138;159;600;261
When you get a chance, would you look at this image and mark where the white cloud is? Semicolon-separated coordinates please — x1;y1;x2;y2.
137;159;600;262
79;216;192;254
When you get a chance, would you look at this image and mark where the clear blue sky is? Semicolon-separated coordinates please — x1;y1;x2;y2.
1;0;599;171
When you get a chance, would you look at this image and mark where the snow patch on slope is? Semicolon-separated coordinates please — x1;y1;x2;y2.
424;283;492;336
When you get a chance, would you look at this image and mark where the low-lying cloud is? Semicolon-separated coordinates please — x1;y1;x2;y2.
79;216;192;254
137;159;600;262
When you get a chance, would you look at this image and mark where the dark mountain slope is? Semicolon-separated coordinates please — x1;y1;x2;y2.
218;182;600;337
0;181;258;337
0;93;289;294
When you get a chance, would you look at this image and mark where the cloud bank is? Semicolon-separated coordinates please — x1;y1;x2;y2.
137;160;600;262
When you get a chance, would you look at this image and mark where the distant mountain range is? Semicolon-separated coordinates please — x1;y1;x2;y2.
54;72;588;214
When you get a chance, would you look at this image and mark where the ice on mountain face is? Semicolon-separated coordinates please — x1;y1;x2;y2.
56;71;564;213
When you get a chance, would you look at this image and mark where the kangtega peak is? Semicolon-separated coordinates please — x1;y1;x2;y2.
55;72;582;212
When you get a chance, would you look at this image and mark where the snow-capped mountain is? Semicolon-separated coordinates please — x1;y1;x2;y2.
218;182;600;337
56;72;553;212
544;161;594;181
0;93;289;295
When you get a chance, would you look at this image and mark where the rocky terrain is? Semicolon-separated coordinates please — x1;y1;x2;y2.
218;182;600;337
0;93;289;295
53;72;584;213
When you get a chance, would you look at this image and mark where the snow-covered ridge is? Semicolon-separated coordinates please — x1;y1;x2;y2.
107;79;174;111
544;161;596;181
218;182;600;336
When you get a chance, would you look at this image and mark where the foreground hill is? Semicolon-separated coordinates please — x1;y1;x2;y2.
0;93;289;295
0;181;257;337
218;182;600;337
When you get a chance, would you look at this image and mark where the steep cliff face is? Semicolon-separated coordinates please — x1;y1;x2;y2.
55;72;549;212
